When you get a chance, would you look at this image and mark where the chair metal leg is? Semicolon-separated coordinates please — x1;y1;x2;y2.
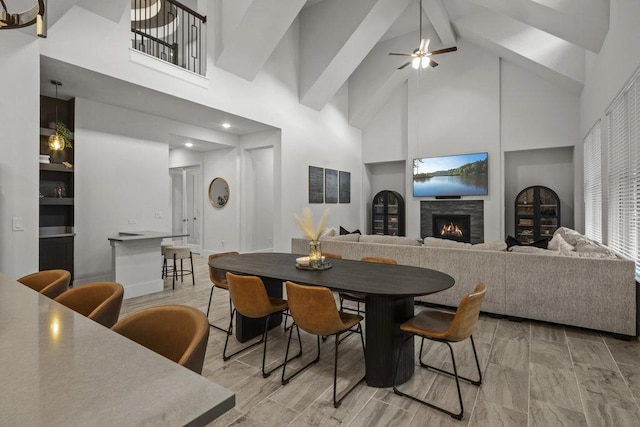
190;253;195;286
333;323;366;408
262;315;302;378
418;336;483;386
393;334;483;420
172;254;177;289
223;309;263;361
207;286;231;334
282;328;321;385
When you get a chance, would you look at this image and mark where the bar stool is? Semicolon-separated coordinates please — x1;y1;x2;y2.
55;282;124;328
164;246;195;289
17;269;71;299
161;241;173;279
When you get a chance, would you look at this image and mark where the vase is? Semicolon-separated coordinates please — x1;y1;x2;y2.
309;240;322;269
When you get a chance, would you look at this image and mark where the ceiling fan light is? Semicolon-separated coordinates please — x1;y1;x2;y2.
421;57;430;69
412;57;420;69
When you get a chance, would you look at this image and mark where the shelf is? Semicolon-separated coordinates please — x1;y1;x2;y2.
40;163;73;172
40;197;74;206
40;127;74;138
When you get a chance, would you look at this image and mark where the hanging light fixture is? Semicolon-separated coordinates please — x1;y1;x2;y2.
48;80;65;151
0;0;47;37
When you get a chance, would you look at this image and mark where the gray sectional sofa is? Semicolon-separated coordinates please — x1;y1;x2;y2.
291;229;637;336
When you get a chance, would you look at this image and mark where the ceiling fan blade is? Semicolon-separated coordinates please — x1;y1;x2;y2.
430;46;458;56
389;52;414;56
398;61;412;70
430;59;439;67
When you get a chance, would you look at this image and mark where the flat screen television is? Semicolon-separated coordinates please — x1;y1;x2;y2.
413;152;488;197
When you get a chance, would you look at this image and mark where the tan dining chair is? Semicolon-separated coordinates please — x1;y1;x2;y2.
111;305;210;374
54;282;124;328
392;283;486;420
164;246;195;289
339;257;397;316
206;252;239;334
282;281;366;408
224;273;301;378
17;269;71;299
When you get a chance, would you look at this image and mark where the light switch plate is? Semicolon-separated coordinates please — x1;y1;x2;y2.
12;217;24;231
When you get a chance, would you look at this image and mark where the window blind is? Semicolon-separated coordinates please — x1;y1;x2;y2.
584;120;602;242
606;72;640;278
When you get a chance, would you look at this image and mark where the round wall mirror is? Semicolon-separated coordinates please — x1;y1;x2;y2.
208;177;230;209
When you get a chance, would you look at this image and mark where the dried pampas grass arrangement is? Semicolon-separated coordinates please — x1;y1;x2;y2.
294;207;329;241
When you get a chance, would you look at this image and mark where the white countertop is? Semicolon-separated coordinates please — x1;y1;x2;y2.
107;230;188;242
0;273;234;425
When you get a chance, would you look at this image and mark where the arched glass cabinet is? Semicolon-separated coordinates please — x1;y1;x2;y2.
515;185;560;243
372;190;405;236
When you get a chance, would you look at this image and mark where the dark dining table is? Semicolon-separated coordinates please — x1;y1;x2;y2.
209;252;454;387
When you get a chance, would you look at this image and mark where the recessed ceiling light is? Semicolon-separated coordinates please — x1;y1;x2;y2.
222;123;231;129
185;142;193;148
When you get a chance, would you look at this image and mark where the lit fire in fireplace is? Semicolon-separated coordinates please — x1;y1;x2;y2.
440;222;464;238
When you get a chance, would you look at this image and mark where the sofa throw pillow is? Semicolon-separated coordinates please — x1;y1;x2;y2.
339;226;361;235
553;226;582;246
548;233;575;253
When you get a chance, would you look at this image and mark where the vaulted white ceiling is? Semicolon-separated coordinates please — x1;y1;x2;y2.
41;0;610;133
214;0;608;128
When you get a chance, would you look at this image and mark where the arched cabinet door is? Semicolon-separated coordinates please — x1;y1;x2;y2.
515;186;560;243
372;190;405;236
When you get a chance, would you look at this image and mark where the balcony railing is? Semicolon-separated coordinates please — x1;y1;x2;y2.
131;0;206;76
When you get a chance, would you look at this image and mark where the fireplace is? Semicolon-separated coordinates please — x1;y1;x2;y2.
432;214;471;243
421;200;484;243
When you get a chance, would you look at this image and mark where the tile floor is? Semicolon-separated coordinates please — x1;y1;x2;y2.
120;255;640;426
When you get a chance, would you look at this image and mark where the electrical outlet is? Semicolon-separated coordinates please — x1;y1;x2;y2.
221;240;224;247
128;218;137;225
12;217;24;231
154;211;163;219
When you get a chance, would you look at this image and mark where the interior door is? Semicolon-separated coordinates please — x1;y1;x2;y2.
170;167;202;254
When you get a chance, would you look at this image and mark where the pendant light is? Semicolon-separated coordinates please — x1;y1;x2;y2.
48;80;64;151
0;0;47;37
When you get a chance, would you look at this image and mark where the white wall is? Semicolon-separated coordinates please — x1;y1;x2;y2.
579;0;640;238
362;40;583;241
0;33;40;278
504;147;575;237
407;41;501;240
38;3;362;253
74;99;171;283
202;147;238;254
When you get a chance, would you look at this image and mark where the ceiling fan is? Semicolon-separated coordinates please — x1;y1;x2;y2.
389;0;457;70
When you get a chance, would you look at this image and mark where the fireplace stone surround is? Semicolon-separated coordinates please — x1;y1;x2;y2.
421;200;484;244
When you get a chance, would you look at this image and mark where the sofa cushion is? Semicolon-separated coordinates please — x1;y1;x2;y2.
548;233;575;253
472;240;507;251
423;237;472;249
509;245;552;255
359;235;422;246
321;233;360;242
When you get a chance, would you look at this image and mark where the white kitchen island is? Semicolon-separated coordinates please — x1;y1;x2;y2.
108;231;187;299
